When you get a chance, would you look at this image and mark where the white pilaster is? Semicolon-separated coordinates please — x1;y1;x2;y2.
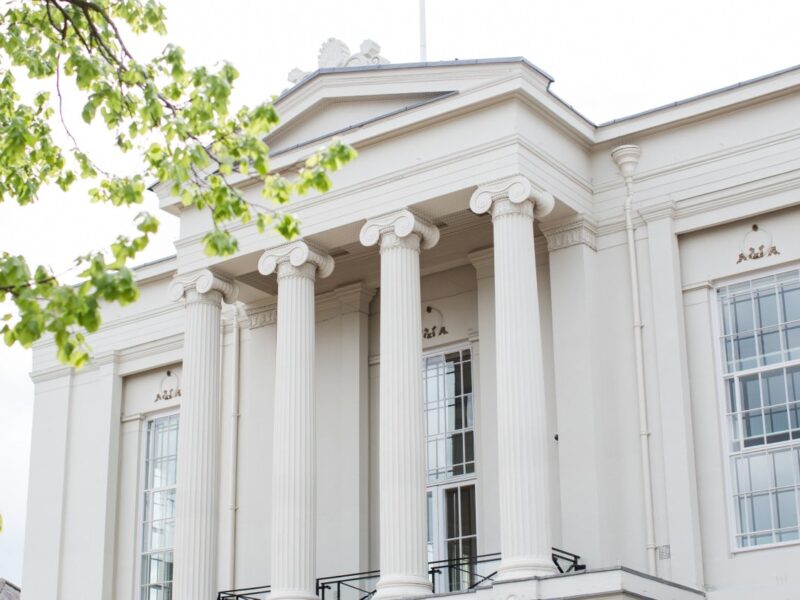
169;270;238;600
360;210;439;600
470;175;556;580
642;209;705;587
541;217;606;569
259;241;334;600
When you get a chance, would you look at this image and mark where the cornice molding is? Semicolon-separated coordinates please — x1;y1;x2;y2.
360;209;440;250
469;175;555;219
168;269;238;304
258;240;335;279
541;215;598;252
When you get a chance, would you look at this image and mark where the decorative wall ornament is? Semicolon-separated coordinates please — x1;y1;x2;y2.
288;38;390;83
736;224;780;264
154;369;181;403
422;305;449;340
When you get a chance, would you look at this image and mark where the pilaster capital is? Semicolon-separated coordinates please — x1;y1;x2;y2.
468;247;494;279
469;175;555;220
258;240;335;280
639;200;677;224
359;209;440;250
168;269;238;304
540;215;598;252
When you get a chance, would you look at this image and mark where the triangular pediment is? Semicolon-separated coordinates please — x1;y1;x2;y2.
267;92;454;155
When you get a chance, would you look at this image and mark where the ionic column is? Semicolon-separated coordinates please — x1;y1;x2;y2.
258;241;334;600
360;210;439;600
168;269;238;600
470;176;556;580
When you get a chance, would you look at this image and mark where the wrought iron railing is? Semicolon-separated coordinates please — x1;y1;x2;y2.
218;548;585;600
217;584;271;600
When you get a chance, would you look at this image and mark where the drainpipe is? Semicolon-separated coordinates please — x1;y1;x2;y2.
611;144;657;576
227;305;244;588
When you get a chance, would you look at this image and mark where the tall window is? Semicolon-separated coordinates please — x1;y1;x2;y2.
140;414;179;599
424;347;477;591
718;269;800;548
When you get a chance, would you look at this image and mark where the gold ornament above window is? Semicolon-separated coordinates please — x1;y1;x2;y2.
736;224;780;264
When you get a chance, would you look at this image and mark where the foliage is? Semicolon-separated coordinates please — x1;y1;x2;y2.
0;0;356;366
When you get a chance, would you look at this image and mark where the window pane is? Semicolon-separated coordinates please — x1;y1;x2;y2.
750;493;772;532
445;488;459;538
782;285;800;322
760;329;782;365
757;290;779;328
741;376;761;411
763;370;787;406
776;490;798;529
749;454;771;491
460;485;476;536
736;335;757;370
734;296;755;333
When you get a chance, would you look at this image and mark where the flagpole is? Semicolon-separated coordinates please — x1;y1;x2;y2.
419;0;427;61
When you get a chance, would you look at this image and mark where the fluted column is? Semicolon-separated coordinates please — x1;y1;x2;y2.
470;176;556;580
168;269;238;600
259;241;334;600
360;210;439;600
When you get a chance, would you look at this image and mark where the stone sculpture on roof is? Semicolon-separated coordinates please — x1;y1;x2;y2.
288;38;390;84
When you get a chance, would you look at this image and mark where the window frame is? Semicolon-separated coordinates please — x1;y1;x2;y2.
712;263;800;553
423;341;481;565
135;409;180;600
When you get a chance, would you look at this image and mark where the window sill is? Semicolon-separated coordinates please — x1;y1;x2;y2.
730;538;800;555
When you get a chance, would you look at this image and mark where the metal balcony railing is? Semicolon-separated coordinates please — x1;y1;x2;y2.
217;548;585;600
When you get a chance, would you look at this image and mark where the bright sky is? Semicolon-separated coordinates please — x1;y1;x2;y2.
1;0;799;585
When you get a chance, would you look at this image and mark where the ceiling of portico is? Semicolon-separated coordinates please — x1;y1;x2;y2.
233;203;549;303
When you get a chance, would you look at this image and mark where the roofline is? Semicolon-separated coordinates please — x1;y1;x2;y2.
275;57;555;104
597;62;800;127
276;56;800;131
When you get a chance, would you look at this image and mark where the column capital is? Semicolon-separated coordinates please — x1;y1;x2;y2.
469;175;555;220
540;215;598;252
168;269;238;304
359;209;439;250
258;240;335;280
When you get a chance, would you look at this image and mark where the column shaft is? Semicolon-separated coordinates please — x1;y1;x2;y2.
360;210;439;600
492;201;554;578
270;263;318;600
470;176;556;580
174;290;224;600
259;241;333;600
376;234;429;598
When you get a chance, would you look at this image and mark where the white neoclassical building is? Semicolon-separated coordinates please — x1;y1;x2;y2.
22;41;800;600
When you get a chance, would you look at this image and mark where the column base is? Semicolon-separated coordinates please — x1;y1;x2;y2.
495;556;557;581
373;575;432;600
270;589;319;600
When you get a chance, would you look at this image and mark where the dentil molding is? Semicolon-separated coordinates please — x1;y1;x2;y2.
469;175;555;219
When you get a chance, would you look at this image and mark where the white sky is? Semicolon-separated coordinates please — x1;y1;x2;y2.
1;0;799;585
